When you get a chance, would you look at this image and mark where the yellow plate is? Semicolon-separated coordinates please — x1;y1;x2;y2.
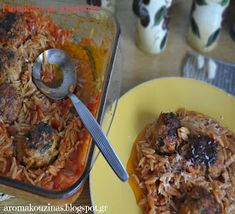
90;77;235;214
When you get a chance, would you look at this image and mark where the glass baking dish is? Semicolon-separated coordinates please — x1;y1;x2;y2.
0;0;121;204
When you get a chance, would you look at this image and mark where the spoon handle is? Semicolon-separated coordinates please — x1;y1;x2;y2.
68;94;129;182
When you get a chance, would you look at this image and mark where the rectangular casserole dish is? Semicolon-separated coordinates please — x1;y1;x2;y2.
0;0;121;204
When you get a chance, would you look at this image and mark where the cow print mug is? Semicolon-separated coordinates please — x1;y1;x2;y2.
188;0;230;52
133;0;173;54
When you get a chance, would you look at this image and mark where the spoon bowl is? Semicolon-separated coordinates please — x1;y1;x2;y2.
33;48;77;100
32;49;128;182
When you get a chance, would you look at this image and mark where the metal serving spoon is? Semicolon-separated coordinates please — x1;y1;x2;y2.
32;48;128;182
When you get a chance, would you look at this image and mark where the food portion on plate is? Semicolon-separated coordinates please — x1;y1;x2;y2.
0;11;108;190
128;108;235;213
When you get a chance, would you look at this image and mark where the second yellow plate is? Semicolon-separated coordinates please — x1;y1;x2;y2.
90;78;235;214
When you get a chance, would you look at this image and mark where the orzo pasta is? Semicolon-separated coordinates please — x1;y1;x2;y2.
0;11;107;190
128;109;235;214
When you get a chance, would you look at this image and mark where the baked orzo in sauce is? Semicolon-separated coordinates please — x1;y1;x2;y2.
0;10;108;191
128;109;235;214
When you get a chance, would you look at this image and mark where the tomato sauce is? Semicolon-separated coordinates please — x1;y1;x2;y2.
127;125;151;210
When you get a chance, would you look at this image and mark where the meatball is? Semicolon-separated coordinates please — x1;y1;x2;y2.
178;186;222;214
208;148;224;178
0;47;18;83
153;112;181;154
180;135;224;178
0;12;16;40
0;83;21;123
16;122;59;169
0;12;34;47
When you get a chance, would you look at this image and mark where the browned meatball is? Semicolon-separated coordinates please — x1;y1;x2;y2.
180;135;224;178
0;47;17;83
16;122;59;169
0;12;33;47
153;112;181;154
208;148;224;178
178;186;222;214
0;83;21;123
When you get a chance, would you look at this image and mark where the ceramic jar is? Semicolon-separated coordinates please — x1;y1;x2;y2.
188;0;230;52
87;0;115;13
133;0;173;54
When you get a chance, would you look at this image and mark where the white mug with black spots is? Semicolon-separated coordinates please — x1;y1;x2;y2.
188;0;230;52
133;0;173;54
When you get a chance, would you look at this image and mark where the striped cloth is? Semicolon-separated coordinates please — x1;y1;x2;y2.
183;52;235;96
